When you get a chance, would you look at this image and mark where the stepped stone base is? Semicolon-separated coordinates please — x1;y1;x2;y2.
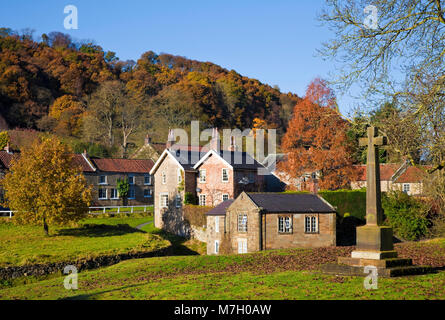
321;255;433;278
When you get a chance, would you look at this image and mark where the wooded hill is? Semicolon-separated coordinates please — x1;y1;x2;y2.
0;29;300;151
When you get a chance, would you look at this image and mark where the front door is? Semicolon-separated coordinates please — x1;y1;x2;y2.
238;238;247;254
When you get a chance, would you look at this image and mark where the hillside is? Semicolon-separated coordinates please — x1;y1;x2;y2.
0;29;300;154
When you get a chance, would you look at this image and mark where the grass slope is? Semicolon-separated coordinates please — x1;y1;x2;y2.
1;240;444;300
0;216;169;267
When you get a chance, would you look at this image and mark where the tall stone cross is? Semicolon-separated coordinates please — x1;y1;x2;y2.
359;126;387;226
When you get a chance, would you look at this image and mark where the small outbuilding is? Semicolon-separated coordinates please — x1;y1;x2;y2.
206;192;336;255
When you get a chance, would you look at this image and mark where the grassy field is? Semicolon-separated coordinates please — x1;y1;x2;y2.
0;215;169;267
1;239;444;300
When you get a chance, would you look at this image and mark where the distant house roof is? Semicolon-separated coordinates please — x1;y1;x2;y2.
205;199;235;216
91;158;154;173
0;151;18;169
71;154;96;173
393;166;427;183
245;192;336;214
354;163;401;181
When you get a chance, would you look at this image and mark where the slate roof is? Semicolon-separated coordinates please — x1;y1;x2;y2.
91;158;154;173
215;150;264;170
245;193;336;213
205;199;235;216
167;149;205;171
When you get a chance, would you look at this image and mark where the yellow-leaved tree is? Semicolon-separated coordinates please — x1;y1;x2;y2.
3;137;92;235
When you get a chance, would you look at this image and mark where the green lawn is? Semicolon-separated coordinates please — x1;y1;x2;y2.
0;215;169;267
1;249;444;300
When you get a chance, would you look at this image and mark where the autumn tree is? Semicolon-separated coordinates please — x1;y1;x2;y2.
0;131;10;150
280;78;356;190
48;95;86;136
3;137;92;235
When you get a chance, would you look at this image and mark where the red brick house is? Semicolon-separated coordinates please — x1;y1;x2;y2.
206;192;337;255
150;129;266;236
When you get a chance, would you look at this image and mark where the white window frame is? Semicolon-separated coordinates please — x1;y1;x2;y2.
238;238;247;254
199;169;206;183
305;215;318;233
222;194;229;202
238;214;248;232
199;194;206;206
215;216;220;233
144;174;151;185
214;240;220;254
222;168;229;183
176;194;182;208
99;175;107;185
278;216;292;233
128;175;135;185
403;183;410;193
110;188;119;200
98;188;107;200
160;193;169;208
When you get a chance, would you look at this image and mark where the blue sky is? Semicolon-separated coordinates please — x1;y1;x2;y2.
0;0;359;115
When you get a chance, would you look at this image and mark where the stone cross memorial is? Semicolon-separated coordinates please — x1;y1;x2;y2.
322;126;430;277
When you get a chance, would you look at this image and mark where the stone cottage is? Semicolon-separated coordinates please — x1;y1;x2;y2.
206;192;336;255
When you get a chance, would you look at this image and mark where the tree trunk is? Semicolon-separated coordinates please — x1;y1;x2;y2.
43;217;49;236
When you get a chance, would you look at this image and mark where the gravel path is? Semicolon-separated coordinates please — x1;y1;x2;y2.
135;221;153;231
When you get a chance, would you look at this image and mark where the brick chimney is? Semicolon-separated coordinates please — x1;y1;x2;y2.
144;134;151;146
4;142;11;154
228;136;237;151
210;128;220;151
82;149;88;157
166;129;175;150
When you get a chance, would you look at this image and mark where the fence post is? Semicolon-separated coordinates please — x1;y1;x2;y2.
118;207;120;213
131;206;134;213
103;207;106;214
9;211;12;219
144;206;147;212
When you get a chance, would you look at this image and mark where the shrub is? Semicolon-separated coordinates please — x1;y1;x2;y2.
382;191;430;241
0;131;10;150
318;189;366;220
183;205;211;228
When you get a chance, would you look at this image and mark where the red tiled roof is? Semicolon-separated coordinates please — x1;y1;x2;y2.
354;163;401;181
394;166;427;183
71;154;96;173
91;158;154;173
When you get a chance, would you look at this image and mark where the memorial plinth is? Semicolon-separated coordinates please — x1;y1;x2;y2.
322;126;432;277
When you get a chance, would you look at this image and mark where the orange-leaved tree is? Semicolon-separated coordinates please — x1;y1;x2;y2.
3;137;92;235
280;78;356;190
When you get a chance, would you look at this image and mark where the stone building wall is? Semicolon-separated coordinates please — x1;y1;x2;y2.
153;155;183;229
206;215;224;255
263;212;336;249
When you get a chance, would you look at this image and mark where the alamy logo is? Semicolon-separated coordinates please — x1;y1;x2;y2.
64;5;78;30
63;265;78;290
364;5;378;30
363;265;378;290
